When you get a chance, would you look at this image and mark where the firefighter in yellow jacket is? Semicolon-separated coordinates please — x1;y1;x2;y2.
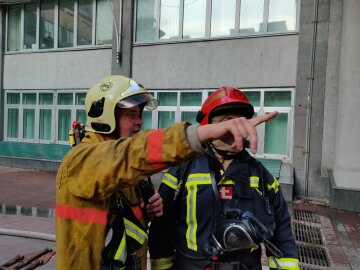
56;75;277;270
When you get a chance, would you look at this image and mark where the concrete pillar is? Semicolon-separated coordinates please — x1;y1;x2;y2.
333;0;360;188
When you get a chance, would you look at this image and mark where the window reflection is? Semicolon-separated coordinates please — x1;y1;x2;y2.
183;0;206;39
24;3;37;49
136;0;157;42
268;0;297;32
77;0;93;45
160;0;180;39
58;0;74;48
7;5;21;51
96;0;113;45
40;0;55;49
211;0;236;37
240;0;264;33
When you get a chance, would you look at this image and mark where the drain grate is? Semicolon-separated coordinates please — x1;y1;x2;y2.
297;243;330;267
293;223;323;245
294;209;320;223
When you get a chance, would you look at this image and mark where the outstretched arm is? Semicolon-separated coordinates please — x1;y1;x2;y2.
197;111;278;154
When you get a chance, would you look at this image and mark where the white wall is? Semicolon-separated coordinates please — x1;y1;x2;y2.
4;48;112;90
132;35;299;89
333;0;360;189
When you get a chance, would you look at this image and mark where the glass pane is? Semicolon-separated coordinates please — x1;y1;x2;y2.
158;111;175;128
40;0;55;49
23;109;35;139
158;92;177;106
181;111;197;124
264;113;288;155
240;0;264;33
76;109;86;124
96;0;113;45
136;0;157;42
58;0;74;48
40;109;52;140
268;0;296;32
7;108;19;138
7;93;20;104
58;93;73;105
78;0;93;45
160;0;180;39
180;92;202;106
183;0;206;39
264;91;291;107
141;110;152;130
244;91;260;107
23;93;37;105
24;3;37;49
39;93;54;105
7;5;21;51
211;0;236;37
75;93;86;105
58;109;72;141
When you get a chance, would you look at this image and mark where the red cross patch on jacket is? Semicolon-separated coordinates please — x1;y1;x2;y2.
218;186;233;200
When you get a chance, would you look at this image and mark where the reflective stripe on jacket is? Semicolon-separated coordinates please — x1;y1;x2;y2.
56;123;198;270
149;149;300;270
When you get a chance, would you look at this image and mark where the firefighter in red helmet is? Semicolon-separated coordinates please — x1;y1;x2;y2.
149;87;300;270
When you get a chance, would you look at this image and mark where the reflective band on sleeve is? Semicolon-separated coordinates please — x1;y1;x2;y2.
124;218;147;245
150;257;174;270
114;232;127;262
162;173;178;190
268;257;300;270
250;176;259;187
147;129;166;170
56;203;108;225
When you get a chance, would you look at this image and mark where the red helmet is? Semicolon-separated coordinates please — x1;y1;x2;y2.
196;86;254;125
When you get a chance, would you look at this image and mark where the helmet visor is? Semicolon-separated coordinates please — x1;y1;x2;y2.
117;93;158;110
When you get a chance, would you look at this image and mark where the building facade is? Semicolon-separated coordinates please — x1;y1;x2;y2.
0;0;359;212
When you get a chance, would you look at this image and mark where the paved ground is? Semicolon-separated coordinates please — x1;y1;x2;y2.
0;165;359;269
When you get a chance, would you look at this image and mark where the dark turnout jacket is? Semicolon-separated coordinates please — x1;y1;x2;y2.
149;149;300;270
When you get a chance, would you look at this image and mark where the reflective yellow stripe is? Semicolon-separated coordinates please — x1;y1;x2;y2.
268;257;300;269
250;176;259;187
218;178;235;185
186;173;211;186
186;184;198;251
151;257;173;270
267;177;280;193
162;173;178;190
124;218;147;245
114;232;127;262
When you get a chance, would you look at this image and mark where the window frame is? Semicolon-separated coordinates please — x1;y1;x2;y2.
145;88;294;160
134;0;300;44
5;0;113;53
4;90;87;145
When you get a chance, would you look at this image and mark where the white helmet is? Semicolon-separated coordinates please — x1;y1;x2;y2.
85;75;158;134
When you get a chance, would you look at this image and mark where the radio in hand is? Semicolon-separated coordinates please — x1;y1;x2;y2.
139;178;155;206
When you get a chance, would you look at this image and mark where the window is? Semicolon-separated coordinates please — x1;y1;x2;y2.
40;0;55;49
5;90;86;144
7;5;21;51
143;88;294;159
6;0;113;52
135;0;298;43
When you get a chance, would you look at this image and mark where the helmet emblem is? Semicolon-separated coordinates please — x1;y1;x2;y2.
100;82;113;91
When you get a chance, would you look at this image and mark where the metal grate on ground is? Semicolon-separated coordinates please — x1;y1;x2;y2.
292;209;331;269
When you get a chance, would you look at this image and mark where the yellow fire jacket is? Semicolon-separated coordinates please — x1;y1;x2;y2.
56;123;199;270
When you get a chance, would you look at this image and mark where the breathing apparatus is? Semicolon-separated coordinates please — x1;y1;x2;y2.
202;209;282;259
